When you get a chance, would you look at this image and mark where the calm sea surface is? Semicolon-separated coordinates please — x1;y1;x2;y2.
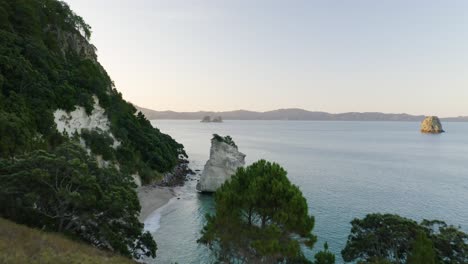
144;120;468;264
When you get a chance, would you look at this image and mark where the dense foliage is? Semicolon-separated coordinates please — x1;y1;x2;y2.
0;0;185;180
199;160;317;263
314;243;335;264
342;214;468;264
212;133;237;149
81;128;115;161
0;142;156;258
0;0;185;259
407;231;437;264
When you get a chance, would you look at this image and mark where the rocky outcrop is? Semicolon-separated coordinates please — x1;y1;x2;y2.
197;135;245;192
201;116;211;122
212;116;223;123
420;116;445;133
132;173;142;187
54;97;127;172
155;160;193;187
200;116;223;123
53;28;97;62
53;96;121;148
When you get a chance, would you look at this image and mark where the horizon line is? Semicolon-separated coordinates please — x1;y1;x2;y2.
135;105;466;119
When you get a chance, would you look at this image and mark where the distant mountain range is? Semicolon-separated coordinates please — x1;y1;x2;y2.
136;106;468;122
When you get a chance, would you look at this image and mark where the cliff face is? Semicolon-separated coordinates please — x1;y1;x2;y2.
421;116;445;134
54;96;120;147
56;29;97;62
197;137;245;192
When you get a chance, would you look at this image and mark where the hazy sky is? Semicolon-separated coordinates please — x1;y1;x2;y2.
65;0;468;117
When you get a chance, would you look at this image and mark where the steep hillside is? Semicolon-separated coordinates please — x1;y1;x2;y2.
0;0;184;259
0;0;185;182
0;217;134;264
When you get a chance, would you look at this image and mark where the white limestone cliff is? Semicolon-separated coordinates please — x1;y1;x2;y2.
53;96;120;148
197;136;245;192
132;173;142;187
53;97;147;187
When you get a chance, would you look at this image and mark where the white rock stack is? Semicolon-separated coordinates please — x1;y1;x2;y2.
197;136;245;192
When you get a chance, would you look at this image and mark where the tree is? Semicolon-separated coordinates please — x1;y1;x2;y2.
198;160;316;263
0;111;31;159
407;231;437;264
341;214;421;263
421;220;468;264
314;242;335;264
0;142;156;259
342;214;468;264
81;128;115;160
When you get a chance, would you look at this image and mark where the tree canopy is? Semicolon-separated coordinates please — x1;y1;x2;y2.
407;231;437;264
314;242;336;264
199;159;316;263
0;142;156;259
342;213;468;264
421;219;468;264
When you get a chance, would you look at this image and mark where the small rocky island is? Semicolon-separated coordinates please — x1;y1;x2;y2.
420;116;445;133
212;116;223;122
201;116;223;123
197;134;245;192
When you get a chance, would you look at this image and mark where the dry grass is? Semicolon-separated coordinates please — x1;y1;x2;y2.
0;217;135;264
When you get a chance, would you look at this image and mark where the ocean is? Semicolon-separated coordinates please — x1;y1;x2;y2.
144;120;468;263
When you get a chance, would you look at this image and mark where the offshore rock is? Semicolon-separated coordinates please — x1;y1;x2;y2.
197;136;245;192
420;116;444;133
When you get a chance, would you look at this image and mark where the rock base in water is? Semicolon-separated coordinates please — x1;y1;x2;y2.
420;116;444;134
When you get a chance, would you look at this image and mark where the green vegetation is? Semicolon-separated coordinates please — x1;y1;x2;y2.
198;160;317;263
81;128;115;161
0;142;156;258
314;242;335;264
0;0;185;181
421;219;468;264
0;0;185;259
0;217;134;264
341;214;468;264
212;134;237;149
407;231;437;264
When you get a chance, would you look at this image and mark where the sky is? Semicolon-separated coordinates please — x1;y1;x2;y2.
65;0;468;117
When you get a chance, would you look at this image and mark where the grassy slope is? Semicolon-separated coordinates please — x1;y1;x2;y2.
0;218;134;264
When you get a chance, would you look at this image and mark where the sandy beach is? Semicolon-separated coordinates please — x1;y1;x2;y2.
137;186;175;222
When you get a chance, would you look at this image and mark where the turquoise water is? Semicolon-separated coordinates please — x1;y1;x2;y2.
144;120;468;263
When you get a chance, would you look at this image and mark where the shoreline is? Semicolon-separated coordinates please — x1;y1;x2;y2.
137;186;176;222
137;160;193;222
